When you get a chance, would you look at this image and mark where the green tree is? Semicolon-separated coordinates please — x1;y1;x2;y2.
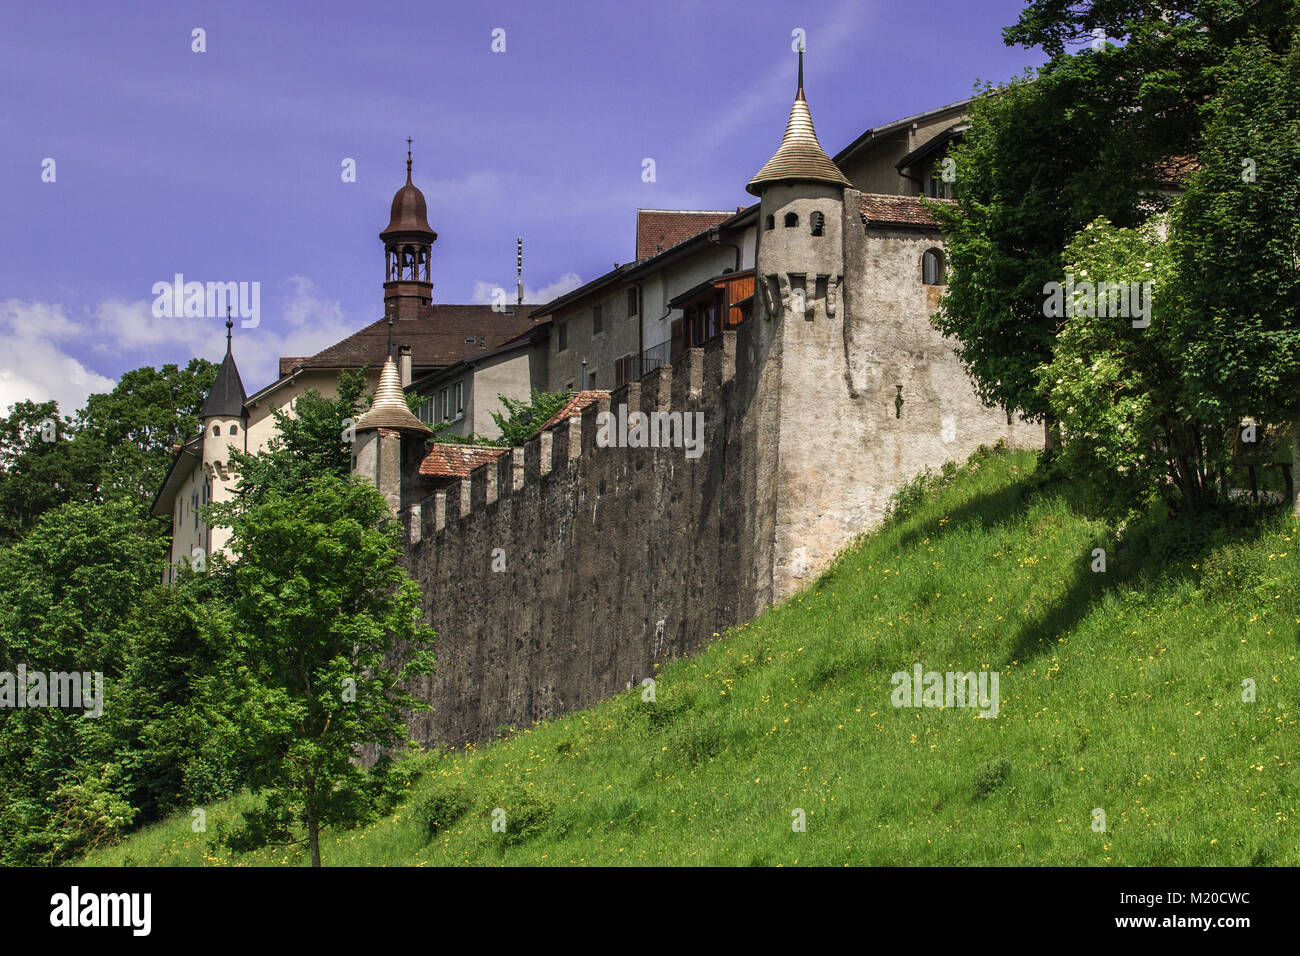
214;475;435;866
433;388;573;448
1035;217;1223;513
219;369;368;508
1167;33;1300;510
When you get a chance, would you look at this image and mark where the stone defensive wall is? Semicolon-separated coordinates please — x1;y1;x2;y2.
399;330;774;748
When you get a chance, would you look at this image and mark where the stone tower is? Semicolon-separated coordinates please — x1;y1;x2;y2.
352;354;432;512
381;143;437;320
200;315;248;556
745;50;856;601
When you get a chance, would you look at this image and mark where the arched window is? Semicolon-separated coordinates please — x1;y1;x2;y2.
765;214;775;231
810;211;824;236
922;249;946;286
784;212;799;228
212;424;221;436
229;424;238;435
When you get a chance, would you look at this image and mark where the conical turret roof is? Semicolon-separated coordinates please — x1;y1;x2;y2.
355;357;433;434
201;319;247;419
746;51;851;196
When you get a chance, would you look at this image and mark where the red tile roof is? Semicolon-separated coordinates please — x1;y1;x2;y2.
860;193;954;229
416;390;610;480
1154;155;1199;185
636;210;735;261
293;305;537;373
538;390;610;432
417;443;508;478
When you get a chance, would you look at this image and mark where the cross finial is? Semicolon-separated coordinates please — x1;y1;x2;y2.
225;308;233;349
406;137;413;183
796;48;804;98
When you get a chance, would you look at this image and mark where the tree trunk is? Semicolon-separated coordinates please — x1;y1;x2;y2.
1043;418;1060;452
1292;419;1300;515
308;811;321;867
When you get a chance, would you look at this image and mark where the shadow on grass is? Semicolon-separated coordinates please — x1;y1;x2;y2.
893;478;1038;552
1001;502;1282;666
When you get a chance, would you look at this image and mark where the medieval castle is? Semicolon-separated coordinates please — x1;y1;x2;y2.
154;54;1042;747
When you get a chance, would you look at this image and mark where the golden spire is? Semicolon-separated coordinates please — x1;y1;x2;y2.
746;49;851;195
354;356;432;434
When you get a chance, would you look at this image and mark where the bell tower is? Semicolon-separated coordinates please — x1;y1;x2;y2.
381;140;437;320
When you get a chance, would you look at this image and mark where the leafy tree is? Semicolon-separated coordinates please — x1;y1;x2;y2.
1035;217;1224;512
75;360;217;507
0;500;166;864
433;388;573;448
0;400;97;542
214;475;435;866
931;55;1168;427
218;369;369;509
936;0;1298;430
1167;32;1300;509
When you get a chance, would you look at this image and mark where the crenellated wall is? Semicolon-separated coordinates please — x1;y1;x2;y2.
400;330;774;748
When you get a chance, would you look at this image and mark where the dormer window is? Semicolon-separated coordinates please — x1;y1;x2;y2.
922;249;947;286
810;211;824;236
784;212;799;228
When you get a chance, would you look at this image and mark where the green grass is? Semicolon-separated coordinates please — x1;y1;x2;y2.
81;447;1300;866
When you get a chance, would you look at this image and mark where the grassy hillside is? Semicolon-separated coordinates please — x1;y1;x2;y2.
82;446;1299;866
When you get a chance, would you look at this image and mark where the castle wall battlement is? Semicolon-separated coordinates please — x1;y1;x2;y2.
399;332;762;747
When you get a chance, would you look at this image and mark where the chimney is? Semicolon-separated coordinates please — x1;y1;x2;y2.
399;345;412;387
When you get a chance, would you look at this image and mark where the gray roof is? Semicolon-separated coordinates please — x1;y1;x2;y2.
201;344;247;419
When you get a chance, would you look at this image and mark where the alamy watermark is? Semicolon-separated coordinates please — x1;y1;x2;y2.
595;403;705;459
890;663;999;717
1042;274;1152;328
151;273;260;327
1;665;103;718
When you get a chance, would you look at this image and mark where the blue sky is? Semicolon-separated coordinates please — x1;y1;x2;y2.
0;0;1045;414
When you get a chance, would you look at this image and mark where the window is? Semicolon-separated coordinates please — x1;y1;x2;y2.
416;397;435;422
454;381;464;418
922;249;947;286
440;388;450;421
593;303;603;335
765;214;775;230
810;211;824;236
557;320;568;352
212;424;221;436
784;212;798;227
627;287;638;317
565;381;573;393
230;424;238;435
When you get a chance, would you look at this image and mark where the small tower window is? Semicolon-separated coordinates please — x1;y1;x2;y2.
784;212;799;228
229;424;238;435
922;249;947;286
810;211;824;236
765;214;775;231
212;425;221;436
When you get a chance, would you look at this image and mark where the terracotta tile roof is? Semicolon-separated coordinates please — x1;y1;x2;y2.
538;390;610;432
417;443;508;478
859;193;954;229
300;305;537;372
636;210;735;261
1154;155;1199;185
416;390;610;480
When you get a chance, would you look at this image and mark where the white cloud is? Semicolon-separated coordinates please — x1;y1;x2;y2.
470;272;584;307
0;299;116;416
0;276;357;417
